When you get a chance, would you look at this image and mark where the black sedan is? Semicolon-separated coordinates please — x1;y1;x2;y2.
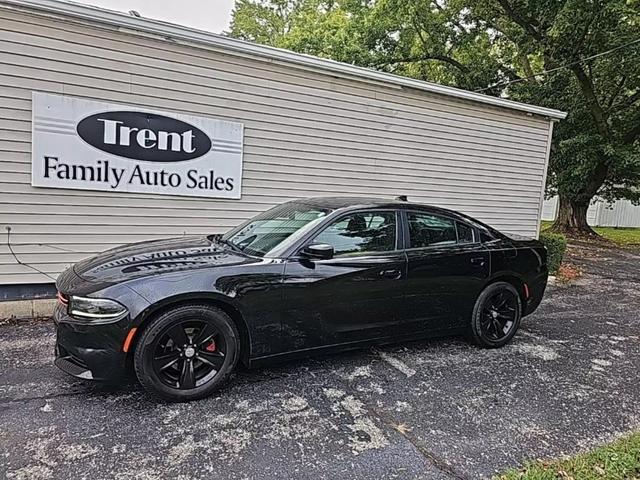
54;197;548;401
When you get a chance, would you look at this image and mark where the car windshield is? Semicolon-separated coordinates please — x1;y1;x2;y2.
220;202;331;257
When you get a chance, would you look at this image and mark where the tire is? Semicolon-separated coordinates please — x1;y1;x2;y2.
134;304;239;402
470;282;522;348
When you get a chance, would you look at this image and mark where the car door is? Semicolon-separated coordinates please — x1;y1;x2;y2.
280;209;407;352
402;210;490;333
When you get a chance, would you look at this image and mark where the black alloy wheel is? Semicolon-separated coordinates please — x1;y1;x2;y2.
153;320;226;389
134;304;239;402
470;282;522;348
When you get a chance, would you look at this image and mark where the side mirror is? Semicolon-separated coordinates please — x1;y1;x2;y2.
301;243;334;260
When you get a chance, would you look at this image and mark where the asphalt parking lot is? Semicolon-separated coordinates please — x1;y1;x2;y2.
1;244;639;480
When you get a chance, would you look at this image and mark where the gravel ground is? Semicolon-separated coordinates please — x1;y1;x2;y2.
1;244;638;480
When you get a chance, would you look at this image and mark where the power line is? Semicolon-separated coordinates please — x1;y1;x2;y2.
475;38;640;93
5;227;57;281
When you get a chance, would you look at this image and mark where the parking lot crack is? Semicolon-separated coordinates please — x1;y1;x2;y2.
334;371;470;480
370;403;470;480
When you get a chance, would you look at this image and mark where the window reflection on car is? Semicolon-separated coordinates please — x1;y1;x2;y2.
407;212;479;247
408;212;458;247
222;203;329;257
313;212;396;256
456;221;476;244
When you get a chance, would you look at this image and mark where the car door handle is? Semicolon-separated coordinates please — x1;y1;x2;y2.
379;269;402;279
470;257;486;267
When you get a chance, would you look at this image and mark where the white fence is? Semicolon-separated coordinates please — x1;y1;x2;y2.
542;197;640;227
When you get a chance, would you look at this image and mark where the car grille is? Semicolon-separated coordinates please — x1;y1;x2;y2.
54;350;93;380
56;345;89;370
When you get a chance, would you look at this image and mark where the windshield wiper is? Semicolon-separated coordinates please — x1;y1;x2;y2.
217;238;243;253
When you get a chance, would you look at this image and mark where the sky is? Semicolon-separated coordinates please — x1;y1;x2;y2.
76;0;236;34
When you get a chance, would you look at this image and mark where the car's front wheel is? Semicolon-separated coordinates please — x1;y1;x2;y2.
470;282;522;348
134;304;239;402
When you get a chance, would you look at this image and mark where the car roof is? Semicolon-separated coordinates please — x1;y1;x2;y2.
293;196;504;238
295;196;460;216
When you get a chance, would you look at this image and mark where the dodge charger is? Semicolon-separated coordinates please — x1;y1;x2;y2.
54;197;548;401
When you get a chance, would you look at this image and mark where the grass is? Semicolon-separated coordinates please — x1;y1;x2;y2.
592;227;640;246
496;432;640;480
540;221;640;246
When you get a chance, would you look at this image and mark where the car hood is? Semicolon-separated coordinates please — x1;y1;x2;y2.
73;236;253;284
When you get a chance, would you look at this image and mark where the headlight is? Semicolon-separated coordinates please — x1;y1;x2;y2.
68;296;128;322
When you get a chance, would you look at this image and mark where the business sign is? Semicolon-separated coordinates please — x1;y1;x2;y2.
31;92;243;199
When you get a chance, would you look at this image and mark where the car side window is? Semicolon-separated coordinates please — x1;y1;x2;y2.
312;211;397;256
456;221;475;244
407;212;457;248
478;229;496;243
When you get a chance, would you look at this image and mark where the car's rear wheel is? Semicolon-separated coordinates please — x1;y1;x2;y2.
470;282;521;348
134;304;239;402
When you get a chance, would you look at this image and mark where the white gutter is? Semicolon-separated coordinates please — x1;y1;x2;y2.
1;0;567;120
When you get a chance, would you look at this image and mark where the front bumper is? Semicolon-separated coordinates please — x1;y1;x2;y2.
54;303;131;381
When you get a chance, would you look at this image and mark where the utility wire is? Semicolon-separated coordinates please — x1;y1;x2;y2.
37;243;83;253
475;38;640;93
5;227;57;281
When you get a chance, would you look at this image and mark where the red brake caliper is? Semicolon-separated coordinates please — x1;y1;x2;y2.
205;340;216;352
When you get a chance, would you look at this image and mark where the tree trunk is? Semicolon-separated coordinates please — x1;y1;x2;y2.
550;195;598;236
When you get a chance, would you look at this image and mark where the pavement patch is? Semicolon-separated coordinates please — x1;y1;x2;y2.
376;350;417;377
512;343;560;361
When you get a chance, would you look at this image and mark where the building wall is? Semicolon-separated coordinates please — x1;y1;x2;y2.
0;5;553;285
542;197;640;227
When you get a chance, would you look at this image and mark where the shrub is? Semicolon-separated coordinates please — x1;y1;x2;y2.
539;231;567;275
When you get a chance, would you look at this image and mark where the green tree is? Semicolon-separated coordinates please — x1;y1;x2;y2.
228;0;640;236
228;0;512;89
463;0;640;235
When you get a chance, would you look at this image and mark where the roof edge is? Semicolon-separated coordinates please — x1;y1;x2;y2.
1;0;567;120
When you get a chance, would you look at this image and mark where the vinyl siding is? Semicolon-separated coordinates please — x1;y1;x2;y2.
0;5;553;285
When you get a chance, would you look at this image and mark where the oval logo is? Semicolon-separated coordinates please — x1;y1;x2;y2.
76;111;212;162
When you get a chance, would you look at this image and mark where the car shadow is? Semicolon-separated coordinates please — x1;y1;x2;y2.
232;333;470;385
53;333;475;404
